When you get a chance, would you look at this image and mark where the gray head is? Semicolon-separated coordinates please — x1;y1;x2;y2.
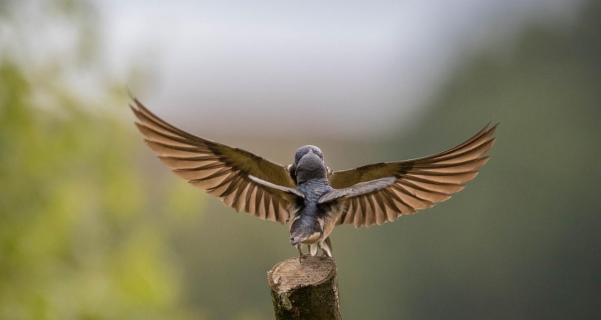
291;145;327;184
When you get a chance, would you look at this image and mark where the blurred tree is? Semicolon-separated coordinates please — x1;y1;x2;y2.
0;1;203;319
347;1;601;319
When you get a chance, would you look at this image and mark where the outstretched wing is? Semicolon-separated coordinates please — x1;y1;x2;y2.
322;124;497;227
130;98;299;224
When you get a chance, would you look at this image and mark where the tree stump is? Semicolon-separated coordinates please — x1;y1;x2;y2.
267;256;342;320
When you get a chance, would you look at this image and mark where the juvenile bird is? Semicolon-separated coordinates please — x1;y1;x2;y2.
130;99;496;259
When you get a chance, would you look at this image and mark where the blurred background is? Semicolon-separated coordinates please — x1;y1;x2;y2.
1;0;599;319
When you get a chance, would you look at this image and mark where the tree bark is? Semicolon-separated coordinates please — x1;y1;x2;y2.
267;256;342;320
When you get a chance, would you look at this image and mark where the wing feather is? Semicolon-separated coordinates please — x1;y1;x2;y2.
130;99;298;224
324;124;497;227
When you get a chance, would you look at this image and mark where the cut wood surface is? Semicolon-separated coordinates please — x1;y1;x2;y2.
267;256;342;320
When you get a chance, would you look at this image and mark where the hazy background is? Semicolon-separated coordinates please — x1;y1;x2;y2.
1;0;599;319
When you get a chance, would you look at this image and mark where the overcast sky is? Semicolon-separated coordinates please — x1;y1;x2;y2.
7;0;583;139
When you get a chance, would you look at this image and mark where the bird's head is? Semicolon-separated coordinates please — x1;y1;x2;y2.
290;145;328;184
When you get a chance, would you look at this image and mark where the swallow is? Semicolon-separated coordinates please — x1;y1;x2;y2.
129;98;496;260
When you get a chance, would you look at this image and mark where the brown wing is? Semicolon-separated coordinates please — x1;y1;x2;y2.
130;98;298;224
324;124;497;227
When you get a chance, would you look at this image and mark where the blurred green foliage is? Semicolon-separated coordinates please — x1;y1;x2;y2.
0;1;203;319
0;60;204;320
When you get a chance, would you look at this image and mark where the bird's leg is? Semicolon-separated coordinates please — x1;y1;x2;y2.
309;244;318;256
317;241;329;257
320;237;333;258
296;244;304;262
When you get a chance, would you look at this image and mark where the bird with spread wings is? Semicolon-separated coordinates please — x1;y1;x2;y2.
130;98;496;259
